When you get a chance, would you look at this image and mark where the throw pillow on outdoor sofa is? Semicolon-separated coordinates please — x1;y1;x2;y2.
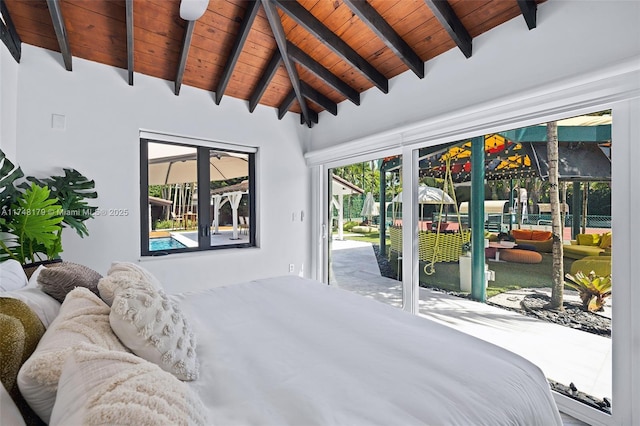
576;233;601;246
599;232;612;249
511;229;533;240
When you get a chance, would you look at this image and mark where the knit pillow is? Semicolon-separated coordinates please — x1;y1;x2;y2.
37;262;103;303
97;262;163;306
49;343;207;426
17;287;129;423
109;285;199;381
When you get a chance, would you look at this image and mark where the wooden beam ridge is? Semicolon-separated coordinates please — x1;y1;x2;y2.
424;0;472;59
301;108;318;125
125;0;134;85
287;42;360;105
262;0;311;127
215;0;261;105
0;0;21;62
517;0;537;30
300;80;337;116
343;0;424;79
249;50;281;112
46;0;73;70
274;0;388;94
174;20;196;96
277;90;296;120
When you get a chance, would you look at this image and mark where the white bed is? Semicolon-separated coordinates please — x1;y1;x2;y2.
175;275;562;425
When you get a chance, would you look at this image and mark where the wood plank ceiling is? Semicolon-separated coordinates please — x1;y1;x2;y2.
1;0;545;127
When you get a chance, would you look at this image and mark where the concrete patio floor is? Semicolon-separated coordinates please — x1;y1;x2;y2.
330;239;611;425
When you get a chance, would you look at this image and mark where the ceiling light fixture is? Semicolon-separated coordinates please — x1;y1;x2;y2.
179;0;210;21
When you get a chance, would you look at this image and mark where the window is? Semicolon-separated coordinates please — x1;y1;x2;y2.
140;138;255;255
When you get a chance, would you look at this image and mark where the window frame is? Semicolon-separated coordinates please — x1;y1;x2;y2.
140;137;256;256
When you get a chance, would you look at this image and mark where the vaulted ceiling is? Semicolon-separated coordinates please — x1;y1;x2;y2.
1;0;545;127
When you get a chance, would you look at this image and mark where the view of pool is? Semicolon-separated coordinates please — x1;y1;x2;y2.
149;237;187;251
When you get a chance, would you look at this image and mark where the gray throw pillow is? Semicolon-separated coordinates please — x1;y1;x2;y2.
37;262;102;303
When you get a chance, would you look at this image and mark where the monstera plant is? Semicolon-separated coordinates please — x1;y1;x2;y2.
0;149;97;266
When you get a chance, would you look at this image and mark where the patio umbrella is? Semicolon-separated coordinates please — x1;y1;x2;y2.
392;185;455;224
391;185;455;204
148;142;249;185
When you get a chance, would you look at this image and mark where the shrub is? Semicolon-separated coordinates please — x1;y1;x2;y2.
343;221;359;232
155;220;174;230
564;270;612;312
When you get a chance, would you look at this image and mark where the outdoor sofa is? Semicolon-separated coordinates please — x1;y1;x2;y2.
510;229;553;253
563;232;612;260
1;259;562;425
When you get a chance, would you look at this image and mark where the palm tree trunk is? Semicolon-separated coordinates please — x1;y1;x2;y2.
547;121;564;310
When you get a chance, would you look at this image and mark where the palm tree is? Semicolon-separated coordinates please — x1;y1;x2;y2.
547;121;564;310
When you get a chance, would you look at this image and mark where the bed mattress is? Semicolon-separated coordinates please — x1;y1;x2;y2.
173;275;561;425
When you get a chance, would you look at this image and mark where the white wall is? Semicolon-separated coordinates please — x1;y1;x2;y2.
13;45;311;293
307;0;640;152
0;44;19;160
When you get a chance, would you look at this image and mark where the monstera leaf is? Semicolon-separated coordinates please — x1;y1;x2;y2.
25;168;97;237
2;183;64;264
0;149;25;220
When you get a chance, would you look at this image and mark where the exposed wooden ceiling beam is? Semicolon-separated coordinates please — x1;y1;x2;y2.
274;0;388;94
0;0;21;62
302;108;318;125
343;0;424;79
174;20;196;96
262;0;311;127
125;0;134;85
424;0;472;59
287;42;360;106
300;81;337;116
46;0;72;70
215;0;261;105
517;0;537;30
249;50;281;113
277;90;296;120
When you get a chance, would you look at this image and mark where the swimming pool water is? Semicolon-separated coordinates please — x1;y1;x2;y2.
149;237;187;251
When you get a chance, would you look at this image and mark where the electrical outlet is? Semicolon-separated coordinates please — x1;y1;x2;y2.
289;263;294;273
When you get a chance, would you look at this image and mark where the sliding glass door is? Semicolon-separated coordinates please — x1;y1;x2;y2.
327;157;403;308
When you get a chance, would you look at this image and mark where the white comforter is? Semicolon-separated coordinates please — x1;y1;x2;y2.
174;276;561;425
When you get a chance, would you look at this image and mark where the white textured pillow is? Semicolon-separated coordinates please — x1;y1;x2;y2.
0;259;28;291
98;261;162;306
110;285;199;381
17;287;129;423
49;343;208;426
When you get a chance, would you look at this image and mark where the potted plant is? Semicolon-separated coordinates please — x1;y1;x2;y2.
0;148;97;272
